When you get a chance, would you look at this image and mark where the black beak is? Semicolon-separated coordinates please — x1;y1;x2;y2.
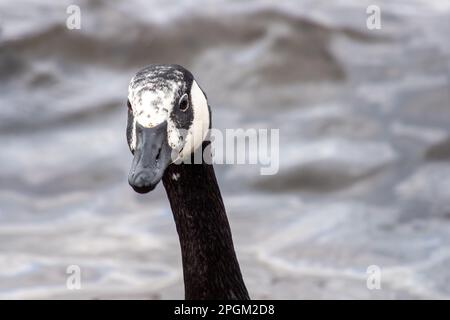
128;121;173;194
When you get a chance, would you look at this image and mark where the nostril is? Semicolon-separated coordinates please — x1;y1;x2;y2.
155;148;161;162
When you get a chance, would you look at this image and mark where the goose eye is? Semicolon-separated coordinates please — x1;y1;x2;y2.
178;94;189;112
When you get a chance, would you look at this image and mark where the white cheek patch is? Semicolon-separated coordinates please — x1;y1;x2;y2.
167;121;184;150
178;80;210;160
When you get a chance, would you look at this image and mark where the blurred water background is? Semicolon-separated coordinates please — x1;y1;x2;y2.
0;0;449;299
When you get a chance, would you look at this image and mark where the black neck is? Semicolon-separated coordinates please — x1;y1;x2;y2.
162;146;249;300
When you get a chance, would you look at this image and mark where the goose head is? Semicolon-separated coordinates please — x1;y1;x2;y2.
126;64;210;193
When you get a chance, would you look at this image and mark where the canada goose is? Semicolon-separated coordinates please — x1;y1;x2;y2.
126;64;249;300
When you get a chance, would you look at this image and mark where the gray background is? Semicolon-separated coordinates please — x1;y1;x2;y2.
0;0;449;299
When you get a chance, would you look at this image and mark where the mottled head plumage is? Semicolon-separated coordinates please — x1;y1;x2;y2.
127;64;210;161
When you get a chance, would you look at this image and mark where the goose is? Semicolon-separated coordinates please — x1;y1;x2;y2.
126;64;250;300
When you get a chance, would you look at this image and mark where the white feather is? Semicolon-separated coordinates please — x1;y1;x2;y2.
178;80;210;160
